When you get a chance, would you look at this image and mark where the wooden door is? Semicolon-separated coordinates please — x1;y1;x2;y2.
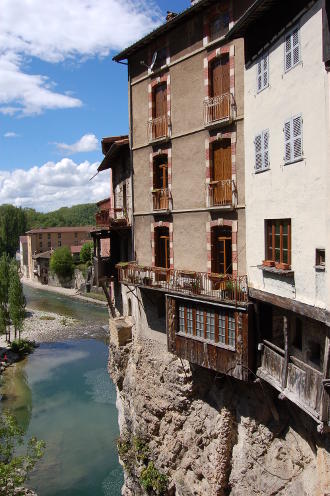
155;227;170;269
153;156;168;209
211;54;230;120
212;140;232;205
211;227;232;275
153;84;167;138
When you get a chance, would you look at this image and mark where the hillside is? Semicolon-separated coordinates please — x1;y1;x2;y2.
25;203;98;230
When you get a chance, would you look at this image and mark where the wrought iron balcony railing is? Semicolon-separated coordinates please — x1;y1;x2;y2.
152;188;171;211
203;93;234;127
117;263;248;306
207;179;237;208
147;115;170;142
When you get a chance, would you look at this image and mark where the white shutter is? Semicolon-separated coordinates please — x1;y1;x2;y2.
263;130;269;168
263;56;268;88
292;28;300;66
255;130;269;171
255;133;263;171
257;54;268;92
284;119;292;162
285;27;300;72
257;61;262;92
285;35;292;71
292;115;302;159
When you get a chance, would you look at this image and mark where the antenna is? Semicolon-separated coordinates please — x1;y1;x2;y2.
140;51;158;72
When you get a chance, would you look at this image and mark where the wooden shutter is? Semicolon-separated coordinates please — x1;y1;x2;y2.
154;84;167;118
212;140;232;204
211;55;230;97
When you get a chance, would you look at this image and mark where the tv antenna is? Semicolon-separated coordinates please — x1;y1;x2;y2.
140;51;158;71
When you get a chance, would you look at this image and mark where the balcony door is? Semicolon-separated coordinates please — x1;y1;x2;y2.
153;155;168;210
153;84;167;138
211;54;230;120
155;227;170;269
211;226;232;275
211;140;232;206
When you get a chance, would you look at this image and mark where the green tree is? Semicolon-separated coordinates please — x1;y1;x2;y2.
0;411;45;496
50;246;74;279
0;205;27;257
25;203;98;230
80;241;93;265
8;262;26;341
0;254;10;342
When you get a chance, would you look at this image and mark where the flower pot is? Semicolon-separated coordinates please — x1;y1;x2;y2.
275;262;290;270
262;260;275;267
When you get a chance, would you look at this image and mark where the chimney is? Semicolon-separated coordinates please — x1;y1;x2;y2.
166;11;177;21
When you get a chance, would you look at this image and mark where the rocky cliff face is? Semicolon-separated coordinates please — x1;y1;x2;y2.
109;336;330;496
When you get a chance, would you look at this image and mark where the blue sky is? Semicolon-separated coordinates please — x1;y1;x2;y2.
0;0;190;211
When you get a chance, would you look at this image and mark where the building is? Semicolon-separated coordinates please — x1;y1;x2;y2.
230;0;330;431
19;235;29;277
112;0;256;381
26;227;92;282
91;135;132;311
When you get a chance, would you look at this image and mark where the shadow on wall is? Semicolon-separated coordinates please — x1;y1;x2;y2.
140;289;167;335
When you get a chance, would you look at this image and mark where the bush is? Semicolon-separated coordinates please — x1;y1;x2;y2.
140;462;168;495
10;339;35;355
80;242;93;265
50;246;74;279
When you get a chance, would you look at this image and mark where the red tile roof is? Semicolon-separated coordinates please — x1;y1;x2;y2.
26;226;92;234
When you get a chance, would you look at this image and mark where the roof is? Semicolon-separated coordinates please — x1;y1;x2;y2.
101;135;129;155
33;250;52;260
113;0;216;62
26;226;92;234
98;137;129;172
96;197;110;207
19;236;28;243
71;245;83;254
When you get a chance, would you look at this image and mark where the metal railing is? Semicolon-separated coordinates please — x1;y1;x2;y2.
208;179;236;207
204;93;234;126
117;263;248;305
152;188;171;211
147;115;170;142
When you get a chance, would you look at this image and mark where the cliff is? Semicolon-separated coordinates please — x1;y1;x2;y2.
109;334;330;496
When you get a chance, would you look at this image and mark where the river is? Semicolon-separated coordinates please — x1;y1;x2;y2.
0;285;124;496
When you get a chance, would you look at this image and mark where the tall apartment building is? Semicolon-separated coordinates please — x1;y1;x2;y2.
230;0;330;431
112;0;255;381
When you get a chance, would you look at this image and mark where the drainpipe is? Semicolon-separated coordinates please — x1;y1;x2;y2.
128;65;135;262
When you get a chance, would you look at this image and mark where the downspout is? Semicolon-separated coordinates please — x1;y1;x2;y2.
128;64;135;262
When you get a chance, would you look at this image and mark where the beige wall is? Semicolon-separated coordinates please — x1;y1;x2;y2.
134;216;152;265
173;212;208;272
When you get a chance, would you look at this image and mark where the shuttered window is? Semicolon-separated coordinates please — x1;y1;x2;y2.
284;115;303;163
257;54;269;92
177;302;236;349
254;130;269;172
285;27;300;72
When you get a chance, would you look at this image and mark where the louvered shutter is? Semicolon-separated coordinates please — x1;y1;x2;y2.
257;55;268;92
257;61;262;92
292;115;302;159
255;133;263;171
285;27;300;71
292;28;300;66
284;119;292;162
285;35;292;71
263;130;269;168
262;56;268;88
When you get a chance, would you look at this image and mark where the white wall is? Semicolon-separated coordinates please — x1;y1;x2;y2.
245;1;328;309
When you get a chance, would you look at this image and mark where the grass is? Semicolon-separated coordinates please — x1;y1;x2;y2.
85;292;107;302
39;315;56;321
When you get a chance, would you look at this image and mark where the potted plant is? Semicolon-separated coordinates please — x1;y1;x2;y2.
275;262;290;270
262;260;275;267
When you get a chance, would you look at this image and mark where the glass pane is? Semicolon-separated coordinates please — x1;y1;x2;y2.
179;305;185;333
206;311;215;341
196;309;204;338
218;313;226;344
228;315;235;347
187;307;193;335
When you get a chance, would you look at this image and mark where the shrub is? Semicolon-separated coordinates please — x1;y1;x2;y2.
50;246;74;279
139;462;168;495
10;339;35;355
39;315;56;321
80;242;93;265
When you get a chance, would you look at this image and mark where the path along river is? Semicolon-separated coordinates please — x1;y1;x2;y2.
0;285;123;496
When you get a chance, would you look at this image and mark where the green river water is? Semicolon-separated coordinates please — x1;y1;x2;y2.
0;286;124;496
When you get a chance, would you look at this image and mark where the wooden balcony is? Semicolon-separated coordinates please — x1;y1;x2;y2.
203;93;234;127
93;256;114;285
117;263;248;306
152;188;171;211
147;115;170;142
95;210;110;227
258;340;329;428
208;180;236;208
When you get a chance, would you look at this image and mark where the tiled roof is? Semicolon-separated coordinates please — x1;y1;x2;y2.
26;226;92;234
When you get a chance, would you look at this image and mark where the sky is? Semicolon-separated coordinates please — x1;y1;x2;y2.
0;0;190;212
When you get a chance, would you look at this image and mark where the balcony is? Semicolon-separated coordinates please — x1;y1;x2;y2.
203;93;234;128
207;180;236;208
93;256;114;285
152;188;171;211
117;263;248;306
95;210;110;227
147;115;170;143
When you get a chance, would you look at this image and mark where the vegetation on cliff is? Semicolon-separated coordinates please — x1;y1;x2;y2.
25;203;97;229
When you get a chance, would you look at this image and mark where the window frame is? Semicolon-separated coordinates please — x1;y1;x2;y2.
256;53;269;93
284;25;301;73
284;114;303;164
254;129;270;172
265;219;291;267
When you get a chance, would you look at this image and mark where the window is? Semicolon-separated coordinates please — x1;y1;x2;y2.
257;54;269;92
177;302;236;349
155;226;170;269
284;115;303;163
210;12;229;41
266;219;291;267
39;233;42;240
48;233;51;240
254;130;269;172
39;242;42;249
48;241;51;248
285;27;300;72
58;241;62;247
315;249;325;268
58;233;61;239
308;340;321;368
293;318;303;350
74;232;78;238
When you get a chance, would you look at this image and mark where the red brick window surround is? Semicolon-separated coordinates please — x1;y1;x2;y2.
151;221;173;269
204;45;235;100
206;219;238;277
148;73;171;141
149;146;172;211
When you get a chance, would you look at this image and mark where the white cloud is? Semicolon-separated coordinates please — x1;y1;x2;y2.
0;158;110;212
55;134;99;154
0;0;162;116
4;131;19;138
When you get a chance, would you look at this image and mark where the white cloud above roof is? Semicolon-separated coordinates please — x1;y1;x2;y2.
4;131;19;138
55;134;99;154
0;158;109;212
0;0;161;116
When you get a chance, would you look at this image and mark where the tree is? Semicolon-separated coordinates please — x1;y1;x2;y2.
0;411;45;496
80;241;93;265
0;254;10;342
0;205;27;257
8;262;26;341
50;246;74;279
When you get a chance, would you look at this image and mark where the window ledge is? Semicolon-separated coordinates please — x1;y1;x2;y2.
255;167;270;174
315;265;326;272
177;331;235;352
258;264;294;277
284;157;304;166
205;34;227;49
149;64;169;76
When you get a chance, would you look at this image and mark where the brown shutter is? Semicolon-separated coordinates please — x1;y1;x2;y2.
212;141;232;205
211;55;230;97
